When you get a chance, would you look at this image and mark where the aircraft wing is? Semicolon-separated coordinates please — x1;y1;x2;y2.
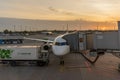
23;37;54;43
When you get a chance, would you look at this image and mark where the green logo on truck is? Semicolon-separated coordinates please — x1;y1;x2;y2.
0;49;13;59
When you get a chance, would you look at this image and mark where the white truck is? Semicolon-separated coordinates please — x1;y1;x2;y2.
0;46;50;66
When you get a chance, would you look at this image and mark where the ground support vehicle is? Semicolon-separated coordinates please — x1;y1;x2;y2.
0;46;50;66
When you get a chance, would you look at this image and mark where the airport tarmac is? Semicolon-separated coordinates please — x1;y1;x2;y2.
0;52;119;80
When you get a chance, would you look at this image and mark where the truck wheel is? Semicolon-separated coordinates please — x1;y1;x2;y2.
10;61;17;66
37;61;45;66
46;59;49;65
1;61;8;64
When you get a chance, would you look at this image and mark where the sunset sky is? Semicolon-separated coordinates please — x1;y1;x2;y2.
0;0;120;22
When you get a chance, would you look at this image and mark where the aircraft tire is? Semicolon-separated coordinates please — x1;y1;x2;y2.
60;61;64;65
10;61;17;66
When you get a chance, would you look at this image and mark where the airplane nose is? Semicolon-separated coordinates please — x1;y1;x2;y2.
52;46;70;56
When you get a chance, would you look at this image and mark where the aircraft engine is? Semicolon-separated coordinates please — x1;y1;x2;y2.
43;45;50;50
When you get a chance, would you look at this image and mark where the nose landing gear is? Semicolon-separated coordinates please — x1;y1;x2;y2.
59;57;64;65
60;60;64;65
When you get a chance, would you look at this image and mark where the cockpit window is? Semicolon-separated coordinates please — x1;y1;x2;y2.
54;42;68;46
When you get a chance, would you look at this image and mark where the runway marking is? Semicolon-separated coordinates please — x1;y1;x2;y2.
93;69;117;79
85;61;92;72
64;64;91;71
66;65;90;68
93;66;120;78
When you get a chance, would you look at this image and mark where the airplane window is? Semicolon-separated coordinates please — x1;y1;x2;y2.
55;42;68;46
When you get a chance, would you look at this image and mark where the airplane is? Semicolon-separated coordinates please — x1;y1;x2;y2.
24;33;70;65
41;31;53;35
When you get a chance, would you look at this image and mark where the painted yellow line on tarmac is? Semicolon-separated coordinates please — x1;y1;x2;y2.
59;65;65;72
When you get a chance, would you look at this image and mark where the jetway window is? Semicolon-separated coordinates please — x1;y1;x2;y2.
54;42;68;46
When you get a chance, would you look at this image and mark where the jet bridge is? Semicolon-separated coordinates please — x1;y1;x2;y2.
63;32;86;52
62;30;120;52
63;32;100;64
86;31;119;50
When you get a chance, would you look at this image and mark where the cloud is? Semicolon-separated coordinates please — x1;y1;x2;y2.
48;7;59;12
48;6;78;16
62;11;77;16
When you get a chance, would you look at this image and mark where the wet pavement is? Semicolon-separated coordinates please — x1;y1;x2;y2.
0;53;119;80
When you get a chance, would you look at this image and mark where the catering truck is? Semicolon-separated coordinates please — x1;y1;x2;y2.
0;45;50;66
